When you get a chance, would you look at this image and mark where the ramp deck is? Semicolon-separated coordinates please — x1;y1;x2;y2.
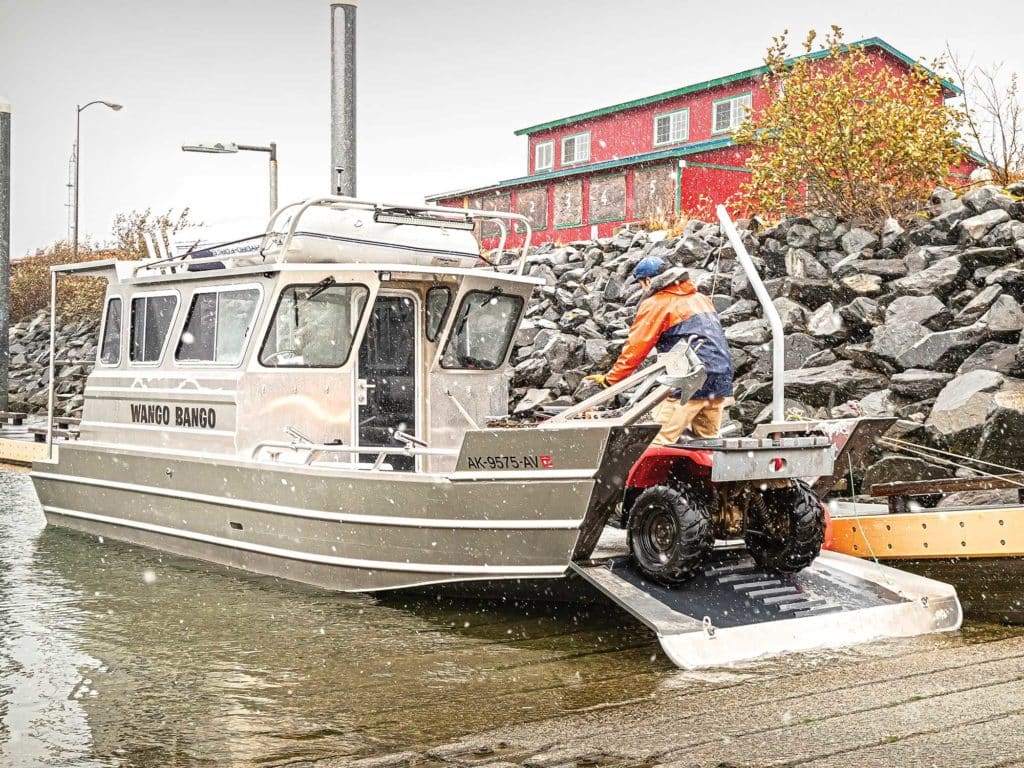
573;532;962;668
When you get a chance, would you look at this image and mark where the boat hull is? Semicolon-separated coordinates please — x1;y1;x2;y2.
31;425;656;592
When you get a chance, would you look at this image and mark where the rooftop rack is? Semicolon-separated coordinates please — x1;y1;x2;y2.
133;196;534;277
264;196;533;275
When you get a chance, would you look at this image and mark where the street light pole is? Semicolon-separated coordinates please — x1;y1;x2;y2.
0;100;10;410
181;141;279;215
73;100;122;258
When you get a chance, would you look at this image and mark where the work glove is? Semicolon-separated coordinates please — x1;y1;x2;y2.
584;373;609;388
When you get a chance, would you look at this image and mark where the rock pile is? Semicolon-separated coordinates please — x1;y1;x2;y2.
509;182;1024;491
7;311;97;417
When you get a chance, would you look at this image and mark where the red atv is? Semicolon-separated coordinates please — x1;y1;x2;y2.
613;435;834;586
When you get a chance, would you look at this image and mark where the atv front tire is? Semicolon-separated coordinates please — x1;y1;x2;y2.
744;479;825;573
627;485;713;586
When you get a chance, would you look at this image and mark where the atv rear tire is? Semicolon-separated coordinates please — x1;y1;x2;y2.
744;480;825;573
627;485;713;586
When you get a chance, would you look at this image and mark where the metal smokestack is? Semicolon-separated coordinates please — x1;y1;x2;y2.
330;0;357;196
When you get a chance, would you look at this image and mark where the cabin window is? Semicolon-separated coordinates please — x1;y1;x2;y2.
441;291;523;370
99;297;122;366
425;286;452;342
176;287;261;365
129;293;178;364
653;108;689;146
259;282;369;368
561;132;590;165
712;92;752;134
534;140;554;172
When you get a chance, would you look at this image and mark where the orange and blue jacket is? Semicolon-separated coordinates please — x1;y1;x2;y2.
605;280;734;399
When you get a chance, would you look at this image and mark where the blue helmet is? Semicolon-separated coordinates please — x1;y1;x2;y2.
632;255;668;281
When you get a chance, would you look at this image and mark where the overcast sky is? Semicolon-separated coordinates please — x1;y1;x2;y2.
1;0;1022;257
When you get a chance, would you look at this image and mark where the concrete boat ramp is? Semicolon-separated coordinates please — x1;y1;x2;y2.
304;631;1024;768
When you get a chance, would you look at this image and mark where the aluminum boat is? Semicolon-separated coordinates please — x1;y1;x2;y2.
30;197;703;593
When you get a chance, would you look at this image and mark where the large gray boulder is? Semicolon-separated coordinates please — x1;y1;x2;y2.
892;255;964;298
926;369;1005;452
953;284;1003;326
806;302;846;338
871;320;931;367
884;295;951;330
958;209;1011;243
744;360;887;407
979;294;1024;338
890;369;954;400
841;227;879;255
863;455;949;493
896;324;989;372
977;386;1024;469
725;319;771;346
957;342;1021;376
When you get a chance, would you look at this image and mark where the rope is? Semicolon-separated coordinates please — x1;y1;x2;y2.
881;436;1024;477
876;438;1024;489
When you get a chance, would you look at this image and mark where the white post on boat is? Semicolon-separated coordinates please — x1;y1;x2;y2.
46;270;56;458
330;0;357;195
716;204;785;424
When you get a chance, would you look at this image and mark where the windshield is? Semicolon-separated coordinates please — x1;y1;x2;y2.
441;290;523;370
259;283;369;368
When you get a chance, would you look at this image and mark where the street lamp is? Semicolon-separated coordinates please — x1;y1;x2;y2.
181;141;278;214
73;100;122;258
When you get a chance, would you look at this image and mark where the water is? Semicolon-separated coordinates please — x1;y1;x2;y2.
0;467;1018;767
0;469;667;766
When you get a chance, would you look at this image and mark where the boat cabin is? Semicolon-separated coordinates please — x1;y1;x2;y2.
65;198;540;473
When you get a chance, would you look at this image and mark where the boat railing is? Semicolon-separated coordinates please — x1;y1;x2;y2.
261;196;534;275
251;439;459;471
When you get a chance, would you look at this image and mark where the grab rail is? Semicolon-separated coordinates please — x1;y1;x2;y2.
251;439;459;469
540;344;706;429
261;196;533;275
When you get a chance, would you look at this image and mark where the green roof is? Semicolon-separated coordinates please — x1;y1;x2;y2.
425;136;737;201
514;37;960;136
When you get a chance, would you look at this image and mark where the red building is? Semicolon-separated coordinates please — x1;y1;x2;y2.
426;37;970;248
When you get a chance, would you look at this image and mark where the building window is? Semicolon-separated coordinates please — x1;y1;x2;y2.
561;132;590;165
534;141;554;172
712;93;752;134
129;292;178;364
653;108;689;146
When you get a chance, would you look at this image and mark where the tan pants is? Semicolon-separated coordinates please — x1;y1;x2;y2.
651;397;726;445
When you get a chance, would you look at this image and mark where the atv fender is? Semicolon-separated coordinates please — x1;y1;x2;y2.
626;445;713;490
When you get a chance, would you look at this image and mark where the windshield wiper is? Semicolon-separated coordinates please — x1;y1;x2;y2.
308;276;336;300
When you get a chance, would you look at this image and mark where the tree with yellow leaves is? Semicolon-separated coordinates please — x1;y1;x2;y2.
734;27;964;224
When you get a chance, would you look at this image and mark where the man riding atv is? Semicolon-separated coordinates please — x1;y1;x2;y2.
586;255;734;443
587;256;826;587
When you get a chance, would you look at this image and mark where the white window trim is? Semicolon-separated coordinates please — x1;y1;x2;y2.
129;290;180;367
653;108;690;147
97;295;123;367
711;92;752;135
534;140;554;172
561;131;590;166
175;283;264;368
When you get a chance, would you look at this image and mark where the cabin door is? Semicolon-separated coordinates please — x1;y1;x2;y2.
356;293;419;471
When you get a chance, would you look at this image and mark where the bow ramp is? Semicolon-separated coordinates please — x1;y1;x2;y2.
571;537;962;669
